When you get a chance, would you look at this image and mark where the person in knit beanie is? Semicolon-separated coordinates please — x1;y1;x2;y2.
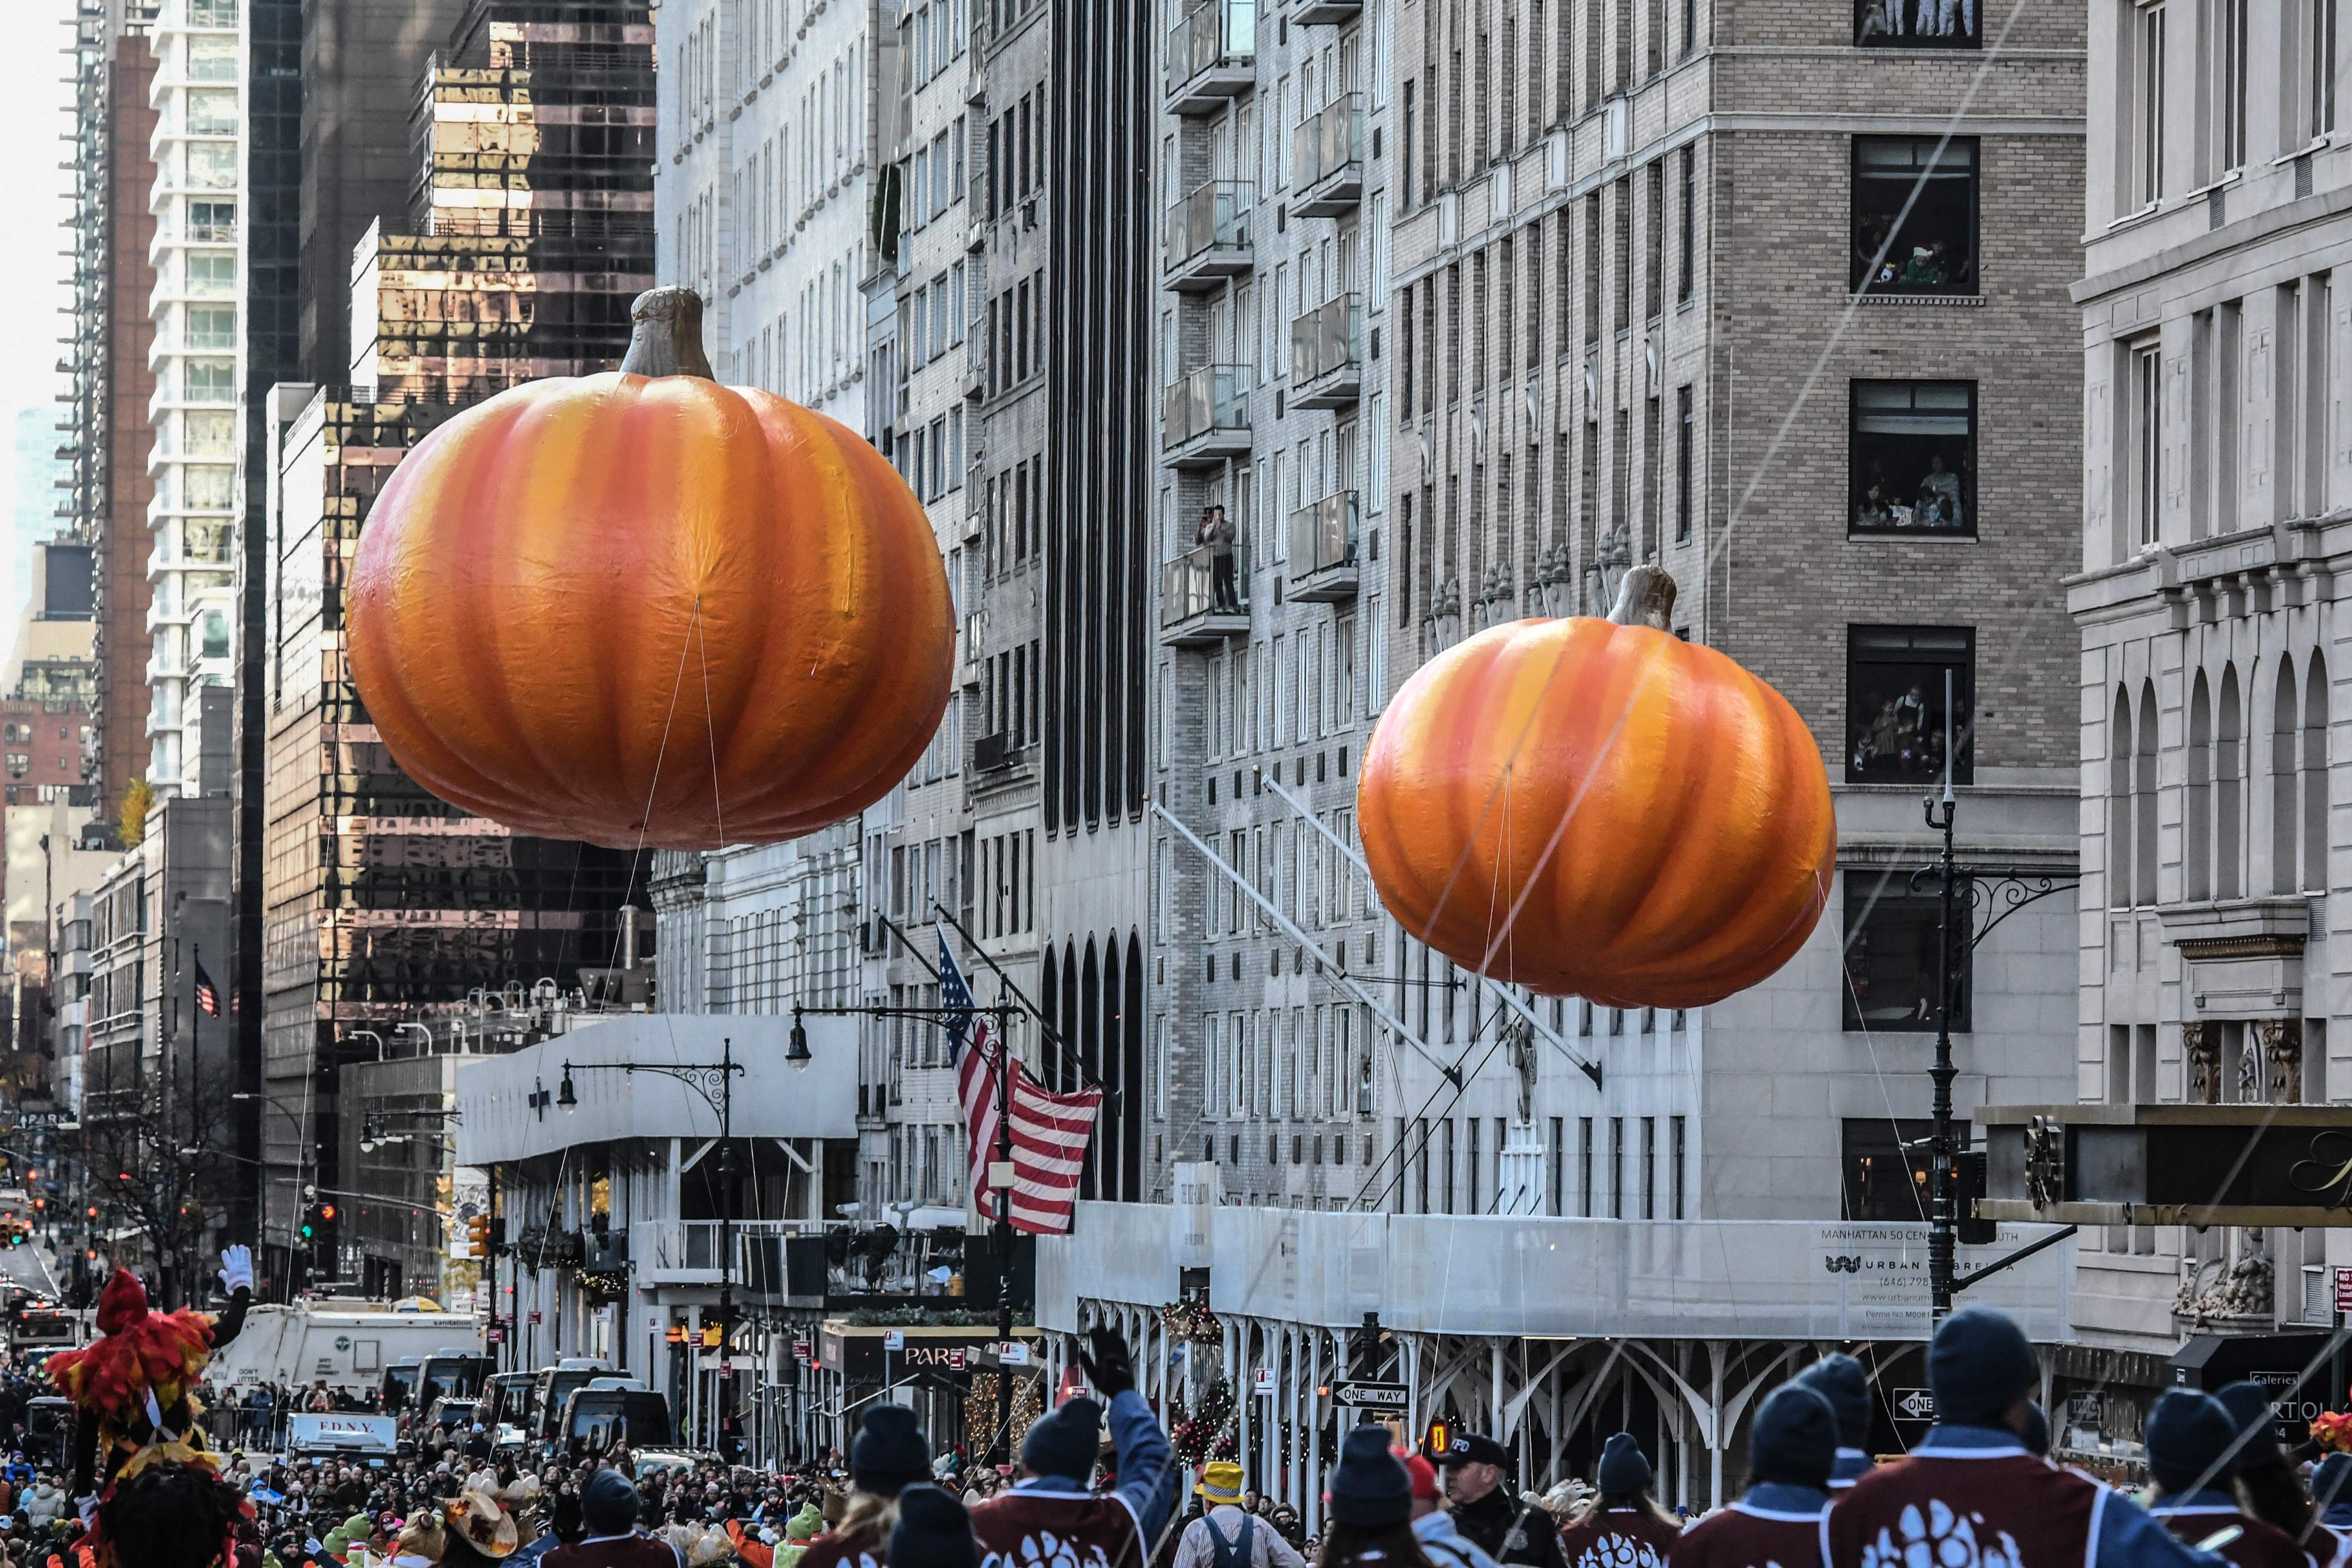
2141;1389;2306;1568
1317;1429;1426;1568
970;1329;1174;1568
1794;1353;1875;1489
1672;1384;1835;1567
2310;1451;2352;1555
886;1487;978;1568
797;1406;933;1568
2212;1381;2312;1542
1557;1436;1677;1567
1825;1306;2224;1568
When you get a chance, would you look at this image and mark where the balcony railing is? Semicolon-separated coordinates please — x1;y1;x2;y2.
1167;0;1256;114
1161;534;1252;646
1164;180;1256;289
1161;363;1254;467
1292;92;1365;216
973;731;1031;774
1287;490;1360;601
1289;294;1362;407
629;1218;819;1286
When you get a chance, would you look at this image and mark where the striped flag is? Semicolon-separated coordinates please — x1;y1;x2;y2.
193;959;221;1018
940;937;1003;1219
938;935;1104;1235
1007;1072;1102;1235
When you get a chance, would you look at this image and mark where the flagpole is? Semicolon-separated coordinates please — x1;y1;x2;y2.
992;999;1014;1456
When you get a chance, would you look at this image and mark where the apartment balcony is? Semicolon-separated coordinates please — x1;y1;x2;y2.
1167;0;1256;116
1287;489;1360;601
1161;363;1254;469
971;731;1034;777
1164;180;1256;292
1161;539;1251;647
1295;0;1362;20
1289;293;1363;408
1291;92;1365;217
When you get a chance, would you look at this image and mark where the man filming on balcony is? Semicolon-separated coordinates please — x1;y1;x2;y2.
1198;506;1238;613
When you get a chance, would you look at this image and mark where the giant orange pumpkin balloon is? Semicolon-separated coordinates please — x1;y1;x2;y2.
1358;568;1835;1009
348;288;954;850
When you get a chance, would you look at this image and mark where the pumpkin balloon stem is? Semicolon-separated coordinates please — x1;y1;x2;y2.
1606;563;1676;631
620;286;716;379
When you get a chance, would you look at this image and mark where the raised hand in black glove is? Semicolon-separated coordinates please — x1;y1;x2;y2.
1077;1326;1135;1399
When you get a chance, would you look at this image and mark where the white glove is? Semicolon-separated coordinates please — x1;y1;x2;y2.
220;1244;253;1293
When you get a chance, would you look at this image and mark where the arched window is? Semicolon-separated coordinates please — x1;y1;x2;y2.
2187;672;2212;901
2307;655;2330;892
2219;667;2244;899
2136;682;2159;906
2276;658;2301;894
2110;687;2134;909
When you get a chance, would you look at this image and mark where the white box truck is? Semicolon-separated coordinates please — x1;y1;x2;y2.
213;1304;482;1396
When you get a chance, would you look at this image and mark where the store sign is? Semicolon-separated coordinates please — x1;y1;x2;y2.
2336;1267;2352;1314
822;1327;1017;1380
2066;1392;2103;1429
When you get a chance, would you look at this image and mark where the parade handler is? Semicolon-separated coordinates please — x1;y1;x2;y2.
969;1328;1177;1568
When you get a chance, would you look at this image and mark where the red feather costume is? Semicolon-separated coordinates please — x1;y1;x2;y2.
44;1269;253;1568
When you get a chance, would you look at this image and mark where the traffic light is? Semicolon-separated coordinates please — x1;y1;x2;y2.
466;1215;491;1259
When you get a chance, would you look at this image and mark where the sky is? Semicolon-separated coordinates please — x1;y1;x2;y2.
0;0;85;631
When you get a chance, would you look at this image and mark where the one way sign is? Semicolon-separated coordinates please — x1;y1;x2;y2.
1892;1388;1937;1422
1329;1380;1411;1411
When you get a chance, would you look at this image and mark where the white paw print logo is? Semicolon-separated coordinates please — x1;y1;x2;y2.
1859;1500;2024;1568
1004;1529;1112;1568
1571;1542;1664;1568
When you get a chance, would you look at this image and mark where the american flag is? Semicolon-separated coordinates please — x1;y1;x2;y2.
193;959;221;1018
940;936;1002;1222
938;936;1104;1235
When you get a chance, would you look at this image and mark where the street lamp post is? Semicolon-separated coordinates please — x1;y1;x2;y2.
561;1039;745;1452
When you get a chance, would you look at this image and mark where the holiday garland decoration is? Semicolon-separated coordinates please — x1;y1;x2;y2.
1170;1377;1240;1467
1160;1296;1222;1345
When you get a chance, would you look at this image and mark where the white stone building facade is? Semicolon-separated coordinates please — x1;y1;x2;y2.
2070;0;2352;1422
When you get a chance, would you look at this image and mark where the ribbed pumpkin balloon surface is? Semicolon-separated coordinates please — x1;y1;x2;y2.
349;331;953;851
1358;613;1836;1008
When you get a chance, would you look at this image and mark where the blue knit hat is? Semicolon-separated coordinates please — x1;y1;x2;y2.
1796;1354;1870;1449
1325;1426;1412;1527
1749;1385;1836;1489
581;1467;639;1536
2145;1389;2238;1495
1020;1396;1102;1483
2214;1381;2283;1468
854;1404;933;1493
889;1484;980;1568
1595;1432;1651;1494
1926;1306;2037;1426
2313;1452;2352;1510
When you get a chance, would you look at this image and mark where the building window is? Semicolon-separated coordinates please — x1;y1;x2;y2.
1842;875;1972;1032
2214;0;2249;173
2311;0;2341;141
1841;1118;1960;1221
1852;138;1977;296
1850;380;1976;536
1675;385;1693;542
1856;0;1980;46
2133;1;2169;207
2130;340;2164;547
1847;624;1975;783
